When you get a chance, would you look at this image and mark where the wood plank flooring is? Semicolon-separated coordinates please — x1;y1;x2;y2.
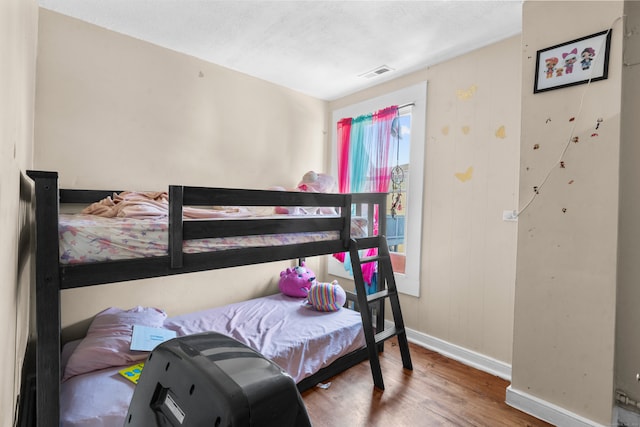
301;342;553;427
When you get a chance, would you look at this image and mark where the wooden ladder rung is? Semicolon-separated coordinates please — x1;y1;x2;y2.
367;289;394;303
359;254;388;264
375;326;401;344
352;236;380;248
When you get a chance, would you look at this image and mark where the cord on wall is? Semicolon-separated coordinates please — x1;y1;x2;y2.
516;16;624;217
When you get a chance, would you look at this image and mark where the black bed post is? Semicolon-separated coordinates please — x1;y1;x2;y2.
27;171;61;427
168;185;184;269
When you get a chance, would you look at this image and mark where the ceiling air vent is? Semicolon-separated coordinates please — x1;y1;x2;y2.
359;65;395;79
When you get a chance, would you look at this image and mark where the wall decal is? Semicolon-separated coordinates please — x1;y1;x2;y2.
495;126;506;139
442;125;450;135
456;84;478;100
454;166;473;183
461;126;471;135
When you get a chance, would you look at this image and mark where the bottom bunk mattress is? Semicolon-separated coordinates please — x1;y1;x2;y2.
60;293;365;427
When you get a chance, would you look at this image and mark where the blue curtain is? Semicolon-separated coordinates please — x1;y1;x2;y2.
349;114;373;193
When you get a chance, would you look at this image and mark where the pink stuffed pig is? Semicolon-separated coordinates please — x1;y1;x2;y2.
279;262;317;298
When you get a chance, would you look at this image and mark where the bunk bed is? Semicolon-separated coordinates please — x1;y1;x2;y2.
26;170;390;427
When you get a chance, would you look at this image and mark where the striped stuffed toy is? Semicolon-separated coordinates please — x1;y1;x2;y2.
306;280;346;312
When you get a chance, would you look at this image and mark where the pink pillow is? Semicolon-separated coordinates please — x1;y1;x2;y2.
62;306;167;381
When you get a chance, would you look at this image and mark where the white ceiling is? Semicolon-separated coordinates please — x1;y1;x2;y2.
38;0;523;101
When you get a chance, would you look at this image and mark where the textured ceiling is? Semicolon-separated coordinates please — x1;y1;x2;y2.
38;0;523;100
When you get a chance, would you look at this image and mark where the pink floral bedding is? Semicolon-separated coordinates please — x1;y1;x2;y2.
79;190;253;219
58;214;367;264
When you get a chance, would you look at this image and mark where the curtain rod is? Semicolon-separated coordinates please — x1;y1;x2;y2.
398;102;415;109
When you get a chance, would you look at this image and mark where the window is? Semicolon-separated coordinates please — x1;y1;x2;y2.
328;82;426;297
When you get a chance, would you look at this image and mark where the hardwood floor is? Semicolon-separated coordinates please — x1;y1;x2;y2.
301;342;553;427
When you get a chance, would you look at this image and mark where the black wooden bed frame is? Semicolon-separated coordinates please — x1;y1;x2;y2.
26;170;387;427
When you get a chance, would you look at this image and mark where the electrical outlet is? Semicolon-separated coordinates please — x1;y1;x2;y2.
502;210;518;222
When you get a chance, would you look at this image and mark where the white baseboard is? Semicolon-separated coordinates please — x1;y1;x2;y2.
387;320;511;380
505;386;609;427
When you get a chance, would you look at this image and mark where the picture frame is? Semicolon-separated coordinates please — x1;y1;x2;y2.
534;30;612;94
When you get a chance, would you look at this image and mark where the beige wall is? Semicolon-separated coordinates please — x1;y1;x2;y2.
616;0;640;407
512;1;624;424
0;0;38;424
330;35;521;366
35;10;328;337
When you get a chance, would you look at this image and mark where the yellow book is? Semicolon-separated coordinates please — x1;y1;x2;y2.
119;363;144;384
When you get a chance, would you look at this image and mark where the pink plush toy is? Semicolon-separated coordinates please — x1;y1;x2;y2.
296;171;336;193
278;262;317;298
275;171;338;215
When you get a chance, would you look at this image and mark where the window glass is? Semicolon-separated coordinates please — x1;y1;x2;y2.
387;110;411;274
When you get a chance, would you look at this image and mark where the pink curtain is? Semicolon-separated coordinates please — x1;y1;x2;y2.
334;105;398;287
337;117;352;194
334;117;352;263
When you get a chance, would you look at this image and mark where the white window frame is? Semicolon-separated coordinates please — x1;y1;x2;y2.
328;82;427;297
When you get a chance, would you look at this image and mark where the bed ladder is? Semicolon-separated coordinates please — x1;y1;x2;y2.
349;235;413;390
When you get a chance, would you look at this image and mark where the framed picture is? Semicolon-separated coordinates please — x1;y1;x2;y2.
534;30;612;93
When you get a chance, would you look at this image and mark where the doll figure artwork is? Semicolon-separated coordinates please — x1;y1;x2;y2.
581;47;596;70
562;48;578;74
545;57;558;78
534;31;611;94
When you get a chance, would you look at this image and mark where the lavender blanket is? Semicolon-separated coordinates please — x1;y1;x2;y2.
60;294;364;427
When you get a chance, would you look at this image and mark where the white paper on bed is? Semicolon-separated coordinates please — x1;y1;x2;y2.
129;325;176;352
60;294;365;427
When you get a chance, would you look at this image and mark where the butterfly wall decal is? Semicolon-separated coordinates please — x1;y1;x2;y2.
455;166;473;183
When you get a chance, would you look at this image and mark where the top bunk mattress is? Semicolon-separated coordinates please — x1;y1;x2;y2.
58;214;367;264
